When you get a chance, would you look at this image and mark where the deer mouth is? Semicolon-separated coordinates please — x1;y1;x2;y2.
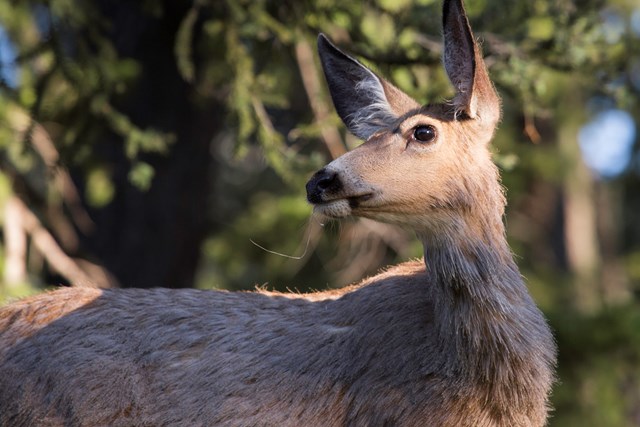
306;168;378;217
347;193;374;208
312;193;375;218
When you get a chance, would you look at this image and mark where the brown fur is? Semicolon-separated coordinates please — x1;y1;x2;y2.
0;1;556;426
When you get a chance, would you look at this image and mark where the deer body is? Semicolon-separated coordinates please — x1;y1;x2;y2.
0;258;550;427
0;1;556;426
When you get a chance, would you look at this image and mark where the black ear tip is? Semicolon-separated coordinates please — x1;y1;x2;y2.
443;0;464;9
317;33;347;62
442;0;465;22
317;33;333;51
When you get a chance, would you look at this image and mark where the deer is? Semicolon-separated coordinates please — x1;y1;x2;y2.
0;0;556;426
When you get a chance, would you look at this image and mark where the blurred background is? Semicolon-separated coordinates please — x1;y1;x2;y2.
0;0;639;424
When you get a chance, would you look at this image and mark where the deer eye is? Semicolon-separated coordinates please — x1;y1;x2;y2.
412;125;437;143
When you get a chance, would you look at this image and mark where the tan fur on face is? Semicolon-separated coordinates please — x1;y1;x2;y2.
318;105;502;237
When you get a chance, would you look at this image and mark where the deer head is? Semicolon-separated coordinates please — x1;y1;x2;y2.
306;0;503;241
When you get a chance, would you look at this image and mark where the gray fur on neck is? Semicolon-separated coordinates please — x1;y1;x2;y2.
420;223;556;421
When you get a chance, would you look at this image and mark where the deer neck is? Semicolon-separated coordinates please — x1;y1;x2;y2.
417;206;542;374
419;209;518;292
416;207;555;421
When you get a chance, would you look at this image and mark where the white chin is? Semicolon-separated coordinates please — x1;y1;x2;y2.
314;199;352;218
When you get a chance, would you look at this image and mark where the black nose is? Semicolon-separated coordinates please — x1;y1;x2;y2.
306;168;341;204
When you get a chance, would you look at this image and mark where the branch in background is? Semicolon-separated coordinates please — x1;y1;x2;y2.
56;170;95;236
414;33;443;55
14;196;116;288
10;107;95;240
523;109;541;143
3;197;27;286
294;35;346;159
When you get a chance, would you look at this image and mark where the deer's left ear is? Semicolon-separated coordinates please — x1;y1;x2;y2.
443;0;501;126
317;34;420;140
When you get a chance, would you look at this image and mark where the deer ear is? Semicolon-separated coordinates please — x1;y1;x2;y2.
317;34;419;140
443;0;500;125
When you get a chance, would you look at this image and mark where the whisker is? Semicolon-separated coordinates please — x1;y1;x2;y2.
249;213;326;260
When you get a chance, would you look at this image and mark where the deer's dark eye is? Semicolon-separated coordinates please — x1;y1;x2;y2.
412;125;437;143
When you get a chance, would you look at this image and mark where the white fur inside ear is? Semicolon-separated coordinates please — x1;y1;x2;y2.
347;76;397;140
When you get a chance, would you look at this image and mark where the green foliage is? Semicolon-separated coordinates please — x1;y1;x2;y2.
85;167;115;207
128;162;155;192
90;96;175;162
0;0;175;197
551;305;640;427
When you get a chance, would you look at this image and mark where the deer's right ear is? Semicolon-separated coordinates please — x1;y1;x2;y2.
442;0;500;125
317;34;419;140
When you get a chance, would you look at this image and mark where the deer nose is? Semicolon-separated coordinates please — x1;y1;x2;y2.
306;169;341;204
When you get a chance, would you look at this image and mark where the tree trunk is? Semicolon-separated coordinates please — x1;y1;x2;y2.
76;0;222;288
559;121;601;313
